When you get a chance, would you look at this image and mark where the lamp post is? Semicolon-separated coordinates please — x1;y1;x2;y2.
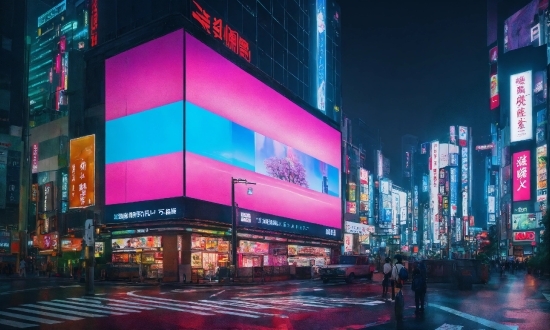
231;178;256;276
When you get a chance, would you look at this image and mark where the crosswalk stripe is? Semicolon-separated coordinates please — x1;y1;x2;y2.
123;298;215;316
0;318;37;328
127;295;259;318
21;304;108;318
186;301;274;317
0;311;62;325
37;301;125;316
198;300;290;317
236;298;316;312
68;298;155;310
55;300;142;313
79;297;155;307
8;307;83;321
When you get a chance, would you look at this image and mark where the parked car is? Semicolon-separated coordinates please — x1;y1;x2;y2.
319;255;374;283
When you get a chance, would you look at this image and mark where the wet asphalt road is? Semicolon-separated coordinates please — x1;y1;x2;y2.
0;270;548;330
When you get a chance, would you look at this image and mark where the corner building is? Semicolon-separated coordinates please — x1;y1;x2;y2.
85;0;343;282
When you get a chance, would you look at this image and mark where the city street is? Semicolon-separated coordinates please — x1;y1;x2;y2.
0;271;548;329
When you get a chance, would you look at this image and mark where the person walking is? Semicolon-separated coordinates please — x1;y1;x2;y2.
19;259;26;278
382;257;392;299
411;267;427;314
391;255;405;299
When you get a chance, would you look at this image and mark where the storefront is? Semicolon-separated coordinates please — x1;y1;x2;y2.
111;235;163;279
59;237;82;277
190;234;230;281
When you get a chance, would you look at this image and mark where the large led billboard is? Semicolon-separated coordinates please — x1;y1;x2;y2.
105;30;341;237
510;71;533;142
503;0;548;53
513;150;531;201
185;33;341;231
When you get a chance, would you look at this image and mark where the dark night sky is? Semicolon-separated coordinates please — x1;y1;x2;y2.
339;0;496;222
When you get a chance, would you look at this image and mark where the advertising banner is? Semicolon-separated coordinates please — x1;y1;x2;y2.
439;143;449;168
513;150;531;201
31;144;38;173
450;167;458;216
461;146;469;216
69;134;95;208
458;126;468;147
344;233;353;253
534;70;547;106
510;71;533;142
537;109;547;144
111;236;162;251
490;64;499;110
512;213;537;230
513;231;536;242
345;221;375;235
38;182;54;213
359;168;368;184
239;240;269;254
61;237;82;252
537;145;547;201
430;141;440;243
449;126;456;145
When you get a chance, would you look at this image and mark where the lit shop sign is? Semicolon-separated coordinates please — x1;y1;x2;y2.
238;209;340;240
475;143;494;151
90;0;98;47
345;221;375;235
31;144;38;173
512;150;531;202
513;231;535;242
105;197;184;223
111;236;162;251
191;0;251;62
510;71;533;142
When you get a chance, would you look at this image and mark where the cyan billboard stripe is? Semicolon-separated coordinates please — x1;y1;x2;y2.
106;101;183;164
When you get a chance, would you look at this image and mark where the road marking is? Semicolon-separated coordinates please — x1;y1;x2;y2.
543;293;550;302
209;290;225;298
55;299;142;313
0;311;62;325
125;297;215;316
436;324;463;330
8;307;83;321
429;303;518;330
22;303;108;318
0;318;37;328
194;300;287;318
37;301;126;316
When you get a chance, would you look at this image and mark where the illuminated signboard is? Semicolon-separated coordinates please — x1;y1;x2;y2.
38;0;66;28
490;64;499;110
31;144;38;173
105;30;341;237
513;231;536;242
191;0;250;62
537;145;547;201
504;0;548;53
512;213;537;230
512;150;531;201
111;236;162;251
430;141;440;242
315;0;327;113
69;135;95;208
510;71;533;142
90;0;98;47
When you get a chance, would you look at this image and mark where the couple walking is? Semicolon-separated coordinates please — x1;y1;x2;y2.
382;255;427;314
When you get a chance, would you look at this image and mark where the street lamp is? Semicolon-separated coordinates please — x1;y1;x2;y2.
231;178;256;275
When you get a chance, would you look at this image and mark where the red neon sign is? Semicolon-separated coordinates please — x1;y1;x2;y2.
90;0;98;47
513;231;535;241
191;1;251;62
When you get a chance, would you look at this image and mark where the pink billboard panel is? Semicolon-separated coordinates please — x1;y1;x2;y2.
513;150;531;201
185;32;341;229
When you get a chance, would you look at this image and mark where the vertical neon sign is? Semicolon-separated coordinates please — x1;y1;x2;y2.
90;0;98;47
316;0;326;113
513;150;531;201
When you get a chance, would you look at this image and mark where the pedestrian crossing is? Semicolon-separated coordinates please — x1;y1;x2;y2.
0;293;386;328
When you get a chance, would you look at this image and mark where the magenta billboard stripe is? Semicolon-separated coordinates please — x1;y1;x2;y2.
185;33;341;169
106;151;183;205
105;29;184;121
105;162;127;205
186;152;341;228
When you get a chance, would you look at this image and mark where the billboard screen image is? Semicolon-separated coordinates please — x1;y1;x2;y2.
504;0;548;53
69;135;95;208
105;30;342;233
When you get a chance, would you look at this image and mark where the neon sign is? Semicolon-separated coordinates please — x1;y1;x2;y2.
90;0;98;47
513;231;535;241
191;0;251;62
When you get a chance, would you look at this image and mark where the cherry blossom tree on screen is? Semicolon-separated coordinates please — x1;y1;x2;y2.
264;152;309;188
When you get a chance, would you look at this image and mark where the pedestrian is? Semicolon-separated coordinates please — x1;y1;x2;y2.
391;254;405;299
382;257;392;298
411;267;427;314
19;259;26;278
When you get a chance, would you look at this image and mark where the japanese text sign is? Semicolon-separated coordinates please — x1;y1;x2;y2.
513;150;531;201
69;135;95;208
510;71;533;142
191;0;251;62
31;144;38;173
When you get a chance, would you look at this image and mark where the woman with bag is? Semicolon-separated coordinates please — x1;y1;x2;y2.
382;257;392;298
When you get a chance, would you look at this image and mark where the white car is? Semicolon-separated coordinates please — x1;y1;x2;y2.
319;255;374;283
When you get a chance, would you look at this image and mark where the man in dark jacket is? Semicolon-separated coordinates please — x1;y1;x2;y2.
411;265;427;313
